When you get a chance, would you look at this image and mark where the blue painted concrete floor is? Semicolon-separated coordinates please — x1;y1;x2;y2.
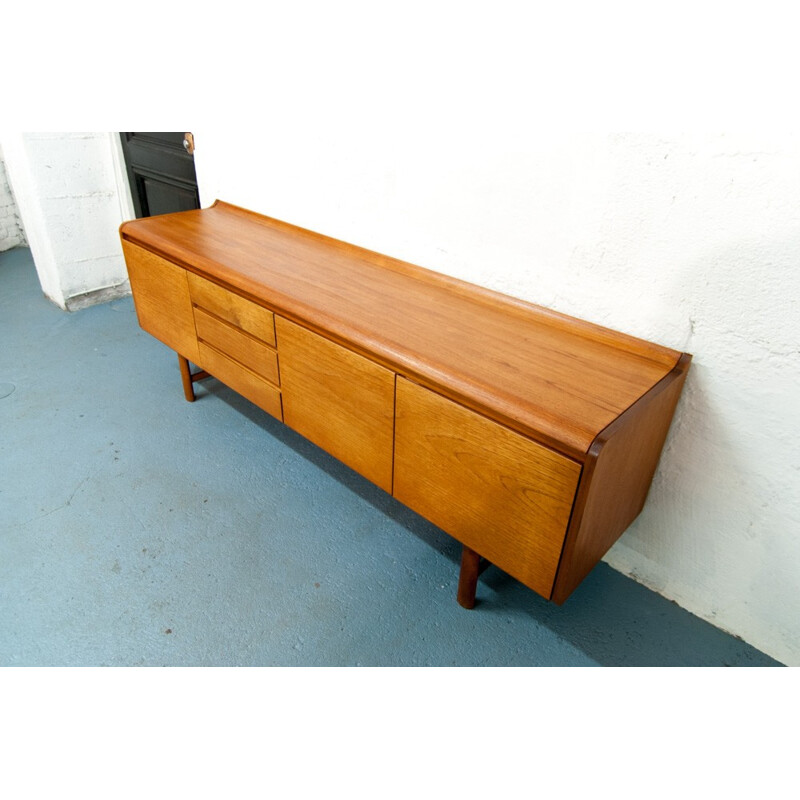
0;246;782;666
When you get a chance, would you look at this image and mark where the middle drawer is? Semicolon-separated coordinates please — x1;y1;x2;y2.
194;306;279;386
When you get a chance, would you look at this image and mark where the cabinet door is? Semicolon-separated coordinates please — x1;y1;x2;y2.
275;317;395;493
393;377;581;599
122;241;199;363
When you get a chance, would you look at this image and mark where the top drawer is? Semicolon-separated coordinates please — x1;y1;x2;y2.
187;272;276;347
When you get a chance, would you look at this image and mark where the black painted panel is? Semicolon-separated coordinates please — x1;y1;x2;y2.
120;133;200;218
135;174;200;217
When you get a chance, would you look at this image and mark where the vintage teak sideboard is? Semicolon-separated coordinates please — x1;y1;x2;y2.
119;201;691;608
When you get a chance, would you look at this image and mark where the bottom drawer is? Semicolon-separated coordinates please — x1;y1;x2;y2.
198;342;283;421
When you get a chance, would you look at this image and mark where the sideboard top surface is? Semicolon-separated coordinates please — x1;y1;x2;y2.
120;201;682;457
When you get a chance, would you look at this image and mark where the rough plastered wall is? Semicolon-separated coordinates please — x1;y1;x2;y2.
0;150;27;251
193;131;800;665
0;133;130;309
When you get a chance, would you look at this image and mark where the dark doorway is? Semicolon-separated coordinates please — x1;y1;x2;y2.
119;132;200;218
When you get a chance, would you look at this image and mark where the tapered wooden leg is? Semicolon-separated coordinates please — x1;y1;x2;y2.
457;545;481;609
178;354;196;402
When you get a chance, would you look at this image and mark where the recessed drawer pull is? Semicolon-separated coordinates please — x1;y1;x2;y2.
194;306;279;386
188;272;276;346
198;342;282;422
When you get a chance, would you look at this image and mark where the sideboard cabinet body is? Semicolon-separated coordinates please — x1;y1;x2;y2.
120;201;690;605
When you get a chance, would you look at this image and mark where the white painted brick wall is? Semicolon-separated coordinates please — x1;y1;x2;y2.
0;156;27;251
195;128;800;667
0;133;130;307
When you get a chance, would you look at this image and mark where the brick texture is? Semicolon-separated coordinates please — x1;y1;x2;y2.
0;157;27;251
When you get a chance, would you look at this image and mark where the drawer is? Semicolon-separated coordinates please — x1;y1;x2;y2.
197;342;283;421
194;307;279;386
393;377;582;599
188;272;276;346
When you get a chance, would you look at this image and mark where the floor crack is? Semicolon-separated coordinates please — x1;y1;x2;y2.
19;472;94;526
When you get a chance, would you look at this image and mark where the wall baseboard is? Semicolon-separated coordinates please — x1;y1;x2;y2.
64;281;131;312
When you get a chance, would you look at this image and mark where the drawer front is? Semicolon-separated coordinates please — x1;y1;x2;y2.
198;342;282;421
188;272;276;346
393;377;581;599
122;241;199;363
276;316;395;494
194;307;279;386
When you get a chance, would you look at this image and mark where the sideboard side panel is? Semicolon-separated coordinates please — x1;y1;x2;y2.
551;354;692;604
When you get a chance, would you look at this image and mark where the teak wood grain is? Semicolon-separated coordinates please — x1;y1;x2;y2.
188;270;276;347
120;201;682;458
120;201;692;607
276;316;395;494
551;353;691;603
193;307;280;386
394;377;582;599
122;241;199;364
196;341;283;421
